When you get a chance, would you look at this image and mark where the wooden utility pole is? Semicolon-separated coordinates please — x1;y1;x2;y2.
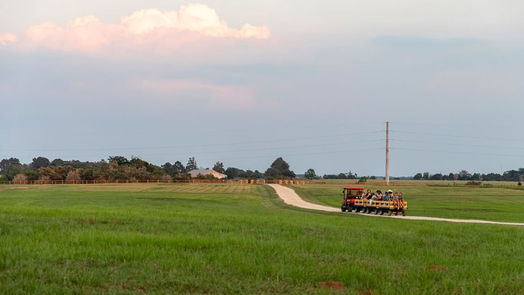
385;121;390;185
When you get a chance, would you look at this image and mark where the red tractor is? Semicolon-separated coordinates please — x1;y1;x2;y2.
340;186;364;212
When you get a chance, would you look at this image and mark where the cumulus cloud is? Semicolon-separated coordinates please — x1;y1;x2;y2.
5;4;269;53
0;33;18;45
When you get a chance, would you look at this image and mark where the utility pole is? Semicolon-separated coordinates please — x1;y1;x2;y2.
385;121;390;185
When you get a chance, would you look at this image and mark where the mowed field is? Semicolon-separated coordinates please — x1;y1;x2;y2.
292;180;524;222
1;183;523;294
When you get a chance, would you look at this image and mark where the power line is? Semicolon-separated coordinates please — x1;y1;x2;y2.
392;130;524;143
392;147;524;159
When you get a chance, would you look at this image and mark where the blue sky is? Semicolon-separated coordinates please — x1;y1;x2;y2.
1;1;524;176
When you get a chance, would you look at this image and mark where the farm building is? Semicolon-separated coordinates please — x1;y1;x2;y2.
188;168;227;179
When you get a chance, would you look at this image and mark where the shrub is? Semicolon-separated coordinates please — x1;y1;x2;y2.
13;174;28;183
66;169;82;182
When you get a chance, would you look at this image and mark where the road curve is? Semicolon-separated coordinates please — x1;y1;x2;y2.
268;184;524;227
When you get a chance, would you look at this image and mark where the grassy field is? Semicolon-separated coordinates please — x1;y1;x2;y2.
1;183;523;294
292;180;524;222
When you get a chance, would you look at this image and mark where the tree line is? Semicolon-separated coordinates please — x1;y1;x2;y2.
413;169;524;182
0;156;296;182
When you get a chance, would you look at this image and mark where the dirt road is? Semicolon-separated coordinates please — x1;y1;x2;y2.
268;184;524;226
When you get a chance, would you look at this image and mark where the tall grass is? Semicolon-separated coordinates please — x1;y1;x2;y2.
0;183;523;294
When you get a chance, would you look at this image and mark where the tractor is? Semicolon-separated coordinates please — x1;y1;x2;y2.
340;186;364;212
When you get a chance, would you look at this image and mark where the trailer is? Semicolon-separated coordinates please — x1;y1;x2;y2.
341;187;408;216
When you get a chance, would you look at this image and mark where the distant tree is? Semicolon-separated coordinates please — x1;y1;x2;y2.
304;169;316;180
0;158;21;173
422;172;430;180
225;167;244;179
429;173;443;180
81;168;95;181
347;171;357;179
265;157;295;179
108;156;129;166
51;158;65;166
242;170;254;179
502;170;520;181
472;173;481;181
30;157;50;169
413;173;422;180
264;168;281;179
337;173;347;179
186;157;197;172
213;161;225;174
173;161;186;174
358;177;367;183
66;169;82;182
253;170;264;179
161;162;174;174
24;170;40;181
457;170;471;180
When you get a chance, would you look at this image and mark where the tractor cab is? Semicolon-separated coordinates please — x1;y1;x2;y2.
341;186;364;212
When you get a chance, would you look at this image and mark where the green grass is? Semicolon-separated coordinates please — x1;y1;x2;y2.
292;180;524;222
1;183;523;294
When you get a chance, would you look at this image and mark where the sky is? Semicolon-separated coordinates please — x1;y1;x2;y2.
1;0;524;176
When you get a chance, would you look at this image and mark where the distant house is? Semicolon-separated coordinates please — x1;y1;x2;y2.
188;168;227;179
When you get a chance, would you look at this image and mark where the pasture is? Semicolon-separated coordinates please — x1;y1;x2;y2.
0;183;523;294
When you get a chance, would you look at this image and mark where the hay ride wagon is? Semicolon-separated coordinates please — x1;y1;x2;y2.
340;187;408;216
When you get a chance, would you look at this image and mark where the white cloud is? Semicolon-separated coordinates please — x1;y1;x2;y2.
0;33;18;45
4;4;269;53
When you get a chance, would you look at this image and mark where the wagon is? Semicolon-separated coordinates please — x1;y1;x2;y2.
341;187;408;216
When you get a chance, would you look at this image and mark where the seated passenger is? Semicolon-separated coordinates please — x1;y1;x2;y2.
392;192;399;201
375;190;383;201
385;189;394;201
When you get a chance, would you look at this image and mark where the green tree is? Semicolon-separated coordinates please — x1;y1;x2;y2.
265;157;295;179
108;156;129;166
213;161;225;173
225;167;244;179
186;157;197;172
304;168;316;180
0;158;21;174
173;161;186;174
30;157;50;169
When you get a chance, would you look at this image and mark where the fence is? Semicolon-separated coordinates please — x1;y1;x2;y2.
0;179;308;185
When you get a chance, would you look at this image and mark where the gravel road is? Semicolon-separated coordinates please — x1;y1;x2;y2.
268;184;524;226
